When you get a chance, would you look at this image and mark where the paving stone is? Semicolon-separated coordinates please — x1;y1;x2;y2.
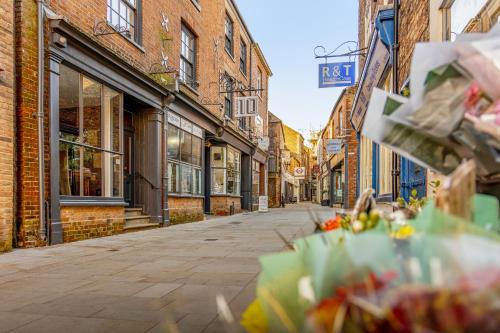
134;283;182;298
0;203;332;332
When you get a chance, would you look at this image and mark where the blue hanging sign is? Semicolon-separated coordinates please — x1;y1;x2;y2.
319;62;355;88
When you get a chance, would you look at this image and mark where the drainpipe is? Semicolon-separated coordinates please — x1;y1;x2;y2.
37;0;47;242
391;0;400;203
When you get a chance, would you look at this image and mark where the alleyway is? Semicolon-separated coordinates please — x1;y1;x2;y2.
0;203;333;333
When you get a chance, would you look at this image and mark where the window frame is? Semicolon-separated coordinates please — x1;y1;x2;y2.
180;24;197;89
257;68;263;97
210;145;241;196
240;39;247;75
225;14;234;56
167;123;203;196
59;65;124;199
106;0;142;45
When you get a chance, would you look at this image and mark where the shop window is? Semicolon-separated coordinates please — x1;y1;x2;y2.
252;160;260;205
210;146;240;196
167;123;202;195
107;0;140;43
180;24;197;88
59;65;122;198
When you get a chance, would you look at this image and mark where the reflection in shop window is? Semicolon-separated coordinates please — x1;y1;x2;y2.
59;65;123;198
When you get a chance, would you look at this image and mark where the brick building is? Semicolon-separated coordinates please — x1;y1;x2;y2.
317;87;358;209
282;125;308;203
267;112;285;208
9;0;271;250
0;0;15;252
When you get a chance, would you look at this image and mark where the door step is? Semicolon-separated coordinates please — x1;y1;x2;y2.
124;208;160;232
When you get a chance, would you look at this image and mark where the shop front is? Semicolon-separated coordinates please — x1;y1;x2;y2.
166;112;205;224
350;8;394;203
49;19;168;244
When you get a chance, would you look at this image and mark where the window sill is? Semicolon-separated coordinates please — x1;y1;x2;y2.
168;193;204;199
190;0;201;12
225;49;235;62
108;23;146;53
180;82;200;96
60;197;127;207
210;194;243;198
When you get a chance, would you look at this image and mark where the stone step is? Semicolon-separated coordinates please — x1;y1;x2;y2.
125;215;152;226
123;221;160;233
125;208;144;217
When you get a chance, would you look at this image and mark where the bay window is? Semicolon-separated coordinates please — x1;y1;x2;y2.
167;123;202;196
59;65;123;198
211;146;241;196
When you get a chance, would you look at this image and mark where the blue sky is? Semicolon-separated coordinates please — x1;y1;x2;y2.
236;0;358;139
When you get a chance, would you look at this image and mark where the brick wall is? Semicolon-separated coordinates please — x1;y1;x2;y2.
0;0;15;252
60;207;124;243
168;196;204;224
344;86;358;209
398;0;429;91
268;177;281;208
210;195;241;216
13;0;270;245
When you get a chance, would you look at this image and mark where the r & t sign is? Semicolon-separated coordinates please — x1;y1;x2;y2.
319;62;355;88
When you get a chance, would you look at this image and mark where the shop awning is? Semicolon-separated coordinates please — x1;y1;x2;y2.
350;9;394;132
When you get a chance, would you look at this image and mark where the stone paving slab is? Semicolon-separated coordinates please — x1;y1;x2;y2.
0;203;333;332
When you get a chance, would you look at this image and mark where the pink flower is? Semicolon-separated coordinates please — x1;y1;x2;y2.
465;81;482;113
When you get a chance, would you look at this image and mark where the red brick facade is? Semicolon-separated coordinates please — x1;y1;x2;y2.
210;196;242;216
168;196;204;224
10;0;271;248
0;0;15;252
60;207;124;243
318;86;358;209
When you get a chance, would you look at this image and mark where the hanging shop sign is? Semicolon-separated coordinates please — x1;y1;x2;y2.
319;62;356;88
326;139;343;154
350;30;391;131
294;167;306;179
235;96;259;117
258;136;270;151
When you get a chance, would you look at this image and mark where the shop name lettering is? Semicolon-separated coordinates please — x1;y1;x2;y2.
319;62;355;88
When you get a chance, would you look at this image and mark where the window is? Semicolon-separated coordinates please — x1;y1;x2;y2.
240;40;247;75
257;68;262;97
107;0;139;42
252;160;260;205
167;123;203;195
210;146;240;196
225;15;234;56
59;65;122;198
180;25;197;88
238;116;247;130
224;95;233;119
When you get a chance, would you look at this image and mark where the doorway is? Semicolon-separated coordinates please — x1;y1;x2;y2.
124;111;135;207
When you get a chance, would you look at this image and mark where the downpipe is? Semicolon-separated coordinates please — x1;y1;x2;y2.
37;0;47;242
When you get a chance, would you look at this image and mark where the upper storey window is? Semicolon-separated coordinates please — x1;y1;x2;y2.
107;0;140;43
225;15;234;56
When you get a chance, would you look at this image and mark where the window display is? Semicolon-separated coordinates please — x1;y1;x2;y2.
210;146;241;196
167;119;203;195
59;65;122;198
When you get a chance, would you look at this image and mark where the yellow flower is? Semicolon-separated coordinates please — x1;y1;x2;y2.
391;225;415;239
241;299;268;333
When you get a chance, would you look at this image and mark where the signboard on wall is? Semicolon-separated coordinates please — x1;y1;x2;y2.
167;112;181;127
319;62;356;88
235;96;259;117
294;167;306;179
258;136;270;151
326;139;343;154
350;35;390;131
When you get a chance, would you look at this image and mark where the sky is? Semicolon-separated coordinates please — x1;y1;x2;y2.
236;0;358;139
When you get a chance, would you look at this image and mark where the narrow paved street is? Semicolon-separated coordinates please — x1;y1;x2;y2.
0;203;333;333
